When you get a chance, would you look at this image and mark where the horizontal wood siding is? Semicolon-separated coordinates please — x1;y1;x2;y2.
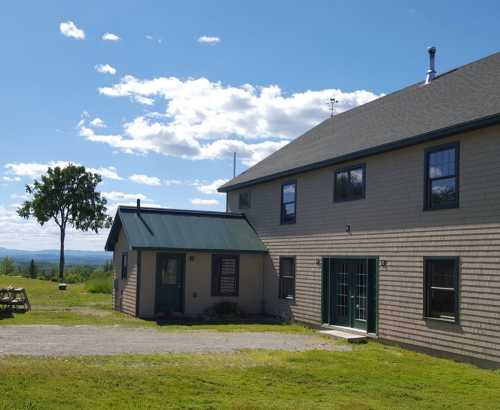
112;229;138;316
228;124;500;364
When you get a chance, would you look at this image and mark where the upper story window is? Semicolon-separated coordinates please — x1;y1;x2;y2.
425;143;459;210
239;191;251;209
280;182;296;224
424;257;459;323
334;164;366;202
121;252;128;280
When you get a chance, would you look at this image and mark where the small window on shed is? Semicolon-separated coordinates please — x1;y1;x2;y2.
425;143;459;210
212;255;239;296
239;192;251;209
281;182;296;224
121;252;128;280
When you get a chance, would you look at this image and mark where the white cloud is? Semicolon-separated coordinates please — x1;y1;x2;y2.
190;198;219;206
129;174;162;186
95;64;117;75
102;191;147;202
194;179;228;195
4;162;122;181
87;166;122;180
102;32;120;42
89;117;106;128
164;179;182;187
59;21;85;40
198;35;220;44
2;176;21;183
86;75;381;166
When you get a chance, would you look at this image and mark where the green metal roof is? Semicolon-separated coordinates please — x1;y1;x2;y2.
105;206;267;253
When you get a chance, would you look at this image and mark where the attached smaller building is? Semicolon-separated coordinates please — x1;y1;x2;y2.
105;204;268;319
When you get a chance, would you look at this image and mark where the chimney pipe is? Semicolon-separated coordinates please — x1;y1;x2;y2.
136;198;141;212
425;46;437;84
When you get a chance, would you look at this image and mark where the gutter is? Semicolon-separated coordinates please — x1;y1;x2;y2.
218;113;500;192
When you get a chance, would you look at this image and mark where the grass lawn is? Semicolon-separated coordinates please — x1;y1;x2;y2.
0;275;309;333
1;346;500;409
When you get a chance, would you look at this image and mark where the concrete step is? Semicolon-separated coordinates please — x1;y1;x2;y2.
318;329;368;343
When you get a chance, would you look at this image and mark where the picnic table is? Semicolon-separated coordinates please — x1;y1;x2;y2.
0;287;31;312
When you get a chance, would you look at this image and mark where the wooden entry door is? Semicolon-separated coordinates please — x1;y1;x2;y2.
322;257;377;332
156;253;184;314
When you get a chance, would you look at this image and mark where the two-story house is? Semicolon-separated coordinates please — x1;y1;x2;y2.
106;50;500;367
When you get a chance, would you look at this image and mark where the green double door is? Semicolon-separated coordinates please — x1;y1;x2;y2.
322;257;377;332
156;253;185;314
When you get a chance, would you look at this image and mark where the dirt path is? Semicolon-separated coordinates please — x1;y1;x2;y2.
0;325;350;356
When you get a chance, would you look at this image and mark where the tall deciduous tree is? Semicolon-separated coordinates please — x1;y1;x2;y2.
18;165;112;283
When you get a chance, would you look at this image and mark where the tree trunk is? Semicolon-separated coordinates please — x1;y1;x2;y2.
59;227;65;283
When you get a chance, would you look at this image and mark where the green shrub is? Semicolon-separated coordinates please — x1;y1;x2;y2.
85;273;112;294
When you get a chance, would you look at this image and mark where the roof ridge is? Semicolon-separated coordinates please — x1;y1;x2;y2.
118;205;244;218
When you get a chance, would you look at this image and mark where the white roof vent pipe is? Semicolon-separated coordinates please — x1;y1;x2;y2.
425;46;437;84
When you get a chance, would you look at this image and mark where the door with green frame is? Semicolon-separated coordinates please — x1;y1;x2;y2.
156;253;185;314
322;257;377;332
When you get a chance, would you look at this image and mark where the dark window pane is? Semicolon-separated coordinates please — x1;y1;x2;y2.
279;257;295;299
429;148;455;178
239;192;251;209
431;178;457;207
429;259;455;288
335;172;349;200
425;258;458;321
335;166;364;201
282;184;295;203
429;289;455;319
161;258;177;285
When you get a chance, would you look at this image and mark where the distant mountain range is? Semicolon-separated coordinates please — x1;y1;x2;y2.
0;247;111;266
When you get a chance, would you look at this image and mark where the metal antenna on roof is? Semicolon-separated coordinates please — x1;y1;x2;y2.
233;152;237;178
328;97;339;118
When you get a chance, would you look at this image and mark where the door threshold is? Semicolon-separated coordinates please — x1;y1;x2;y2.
321;324;367;335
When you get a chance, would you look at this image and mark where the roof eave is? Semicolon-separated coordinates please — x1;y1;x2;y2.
218;112;500;192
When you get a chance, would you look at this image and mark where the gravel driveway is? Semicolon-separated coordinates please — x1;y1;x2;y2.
0;325;349;356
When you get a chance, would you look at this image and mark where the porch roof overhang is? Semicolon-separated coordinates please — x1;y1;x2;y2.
104;206;268;254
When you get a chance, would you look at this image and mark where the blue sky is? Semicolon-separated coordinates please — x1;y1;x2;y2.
0;1;499;250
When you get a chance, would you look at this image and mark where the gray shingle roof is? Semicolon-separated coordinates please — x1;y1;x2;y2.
219;52;500;192
105;206;267;253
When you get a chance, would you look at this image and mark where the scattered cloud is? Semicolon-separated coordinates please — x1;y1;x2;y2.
89;117;106;128
86;75;380;165
145;35;163;44
190;198;219;206
87;166;122;180
102;191;147;202
4;161;122;181
59;21;85;40
198;35;220;44
2;176;21;183
129;174;162;186
102;32;120;42
164;179;182;187
194;179;228;195
95;64;117;75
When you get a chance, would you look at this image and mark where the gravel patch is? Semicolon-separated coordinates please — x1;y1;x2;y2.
0;325;351;356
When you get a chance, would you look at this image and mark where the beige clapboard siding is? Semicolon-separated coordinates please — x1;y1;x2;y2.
228;124;500;364
112;229;138;316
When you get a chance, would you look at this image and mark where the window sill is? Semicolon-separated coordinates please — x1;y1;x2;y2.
279;297;295;302
423;316;458;324
423;205;459;212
